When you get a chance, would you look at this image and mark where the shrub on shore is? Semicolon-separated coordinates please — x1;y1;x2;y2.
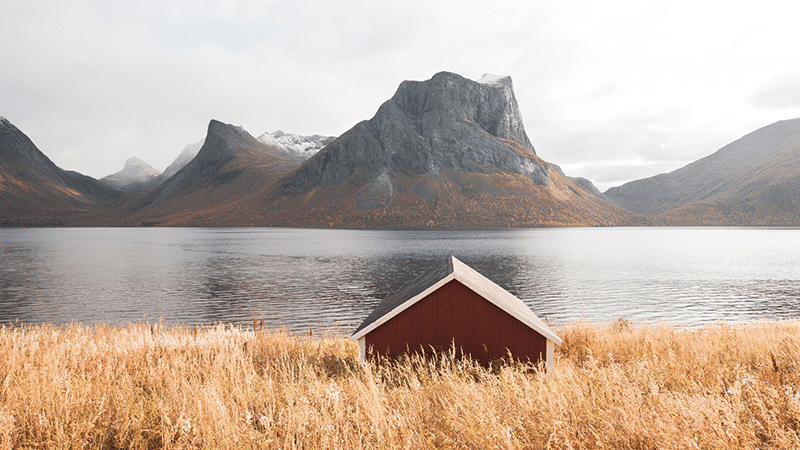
0;320;799;449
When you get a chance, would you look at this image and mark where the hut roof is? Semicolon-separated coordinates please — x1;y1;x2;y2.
351;256;562;345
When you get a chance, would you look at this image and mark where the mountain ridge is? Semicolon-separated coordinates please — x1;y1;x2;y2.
94;119;299;226
604;118;800;225
0;70;644;228
0;117;123;225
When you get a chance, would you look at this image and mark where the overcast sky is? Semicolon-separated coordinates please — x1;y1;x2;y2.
3;0;800;191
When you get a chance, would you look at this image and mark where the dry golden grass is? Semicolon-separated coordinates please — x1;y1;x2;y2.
1;319;800;449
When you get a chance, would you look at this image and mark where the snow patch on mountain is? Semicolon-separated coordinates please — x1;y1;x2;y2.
256;131;334;160
101;156;160;190
476;73;510;86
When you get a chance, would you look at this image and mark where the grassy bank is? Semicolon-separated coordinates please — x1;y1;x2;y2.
1;320;799;449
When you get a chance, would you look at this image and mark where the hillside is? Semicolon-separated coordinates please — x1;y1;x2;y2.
97;119;299;226
0;117;123;225
604;118;800;225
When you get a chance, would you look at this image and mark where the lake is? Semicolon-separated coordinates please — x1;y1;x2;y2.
1;227;799;333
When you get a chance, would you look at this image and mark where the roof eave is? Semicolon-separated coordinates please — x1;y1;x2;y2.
350;272;457;341
453;272;563;345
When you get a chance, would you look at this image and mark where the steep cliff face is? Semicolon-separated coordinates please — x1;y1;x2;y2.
605;118;800;225
282;72;547;193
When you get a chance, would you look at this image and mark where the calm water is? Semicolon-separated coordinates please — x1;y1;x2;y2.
1;227;799;333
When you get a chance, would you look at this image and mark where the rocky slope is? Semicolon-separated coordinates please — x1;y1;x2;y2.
0;117;123;225
605;118;800;225
100;157;161;193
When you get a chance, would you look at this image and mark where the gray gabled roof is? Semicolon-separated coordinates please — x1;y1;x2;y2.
351;256;562;345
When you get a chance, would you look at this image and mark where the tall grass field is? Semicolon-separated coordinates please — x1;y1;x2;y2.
1;319;799;449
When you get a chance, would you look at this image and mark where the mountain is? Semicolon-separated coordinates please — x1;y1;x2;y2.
256;131;334;160
100;157;161;193
1;72;645;228
0;117;123;225
100;119;298;226
156;138;204;183
604;118;800;225
268;72;640;228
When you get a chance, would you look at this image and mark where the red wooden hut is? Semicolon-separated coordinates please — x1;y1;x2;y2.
351;256;561;369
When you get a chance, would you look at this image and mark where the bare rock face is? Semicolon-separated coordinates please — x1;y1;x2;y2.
282;72;548;193
101;157;161;193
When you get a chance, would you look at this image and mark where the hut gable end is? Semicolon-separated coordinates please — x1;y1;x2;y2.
364;280;549;364
351;256;561;367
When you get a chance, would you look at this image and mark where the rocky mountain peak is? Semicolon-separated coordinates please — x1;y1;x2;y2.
159;139;204;182
194;120;262;167
137;119;296;210
198;119;293;163
123;156;158;172
204;119;252;147
100;156;160;192
396;71;533;152
207;119;248;136
284;71;545;191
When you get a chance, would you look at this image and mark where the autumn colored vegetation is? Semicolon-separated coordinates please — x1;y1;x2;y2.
1;319;799;449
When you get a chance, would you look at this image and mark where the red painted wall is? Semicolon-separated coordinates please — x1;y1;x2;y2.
364;280;548;365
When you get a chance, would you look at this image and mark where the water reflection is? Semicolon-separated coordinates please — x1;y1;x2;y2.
2;227;800;332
